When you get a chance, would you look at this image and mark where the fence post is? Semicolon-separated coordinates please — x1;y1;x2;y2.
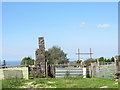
53;65;55;78
97;59;99;66
45;59;48;77
83;68;86;78
114;56;120;82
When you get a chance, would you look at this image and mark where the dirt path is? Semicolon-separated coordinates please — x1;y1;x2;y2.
20;81;56;88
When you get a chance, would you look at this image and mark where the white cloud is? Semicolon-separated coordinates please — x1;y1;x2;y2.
80;21;86;28
81;22;86;25
97;24;110;28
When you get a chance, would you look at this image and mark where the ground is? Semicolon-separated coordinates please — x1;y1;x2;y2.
2;77;118;88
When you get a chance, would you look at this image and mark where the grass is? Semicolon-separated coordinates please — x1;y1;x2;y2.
0;80;2;89
2;78;26;88
2;77;118;88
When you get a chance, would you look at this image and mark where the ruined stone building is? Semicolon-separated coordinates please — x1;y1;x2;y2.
35;37;46;77
29;37;53;77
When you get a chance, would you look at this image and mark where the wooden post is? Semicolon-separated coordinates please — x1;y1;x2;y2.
90;48;93;78
97;59;99;66
45;59;48;77
76;48;94;78
114;56;120;89
54;65;55;78
78;48;80;61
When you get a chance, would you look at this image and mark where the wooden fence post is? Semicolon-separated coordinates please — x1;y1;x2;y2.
90;63;94;78
53;65;55;78
114;56;120;82
97;59;99;66
45;59;48;77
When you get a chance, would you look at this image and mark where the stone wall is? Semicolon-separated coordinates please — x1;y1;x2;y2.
0;67;28;80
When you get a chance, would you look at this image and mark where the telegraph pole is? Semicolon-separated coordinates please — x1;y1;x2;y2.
90;48;93;78
78;48;80;61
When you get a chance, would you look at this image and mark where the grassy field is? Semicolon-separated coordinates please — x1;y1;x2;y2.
2;77;118;88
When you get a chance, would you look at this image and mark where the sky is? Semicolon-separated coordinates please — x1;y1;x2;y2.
2;2;118;61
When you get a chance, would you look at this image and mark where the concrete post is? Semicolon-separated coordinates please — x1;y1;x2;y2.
83;68;86;78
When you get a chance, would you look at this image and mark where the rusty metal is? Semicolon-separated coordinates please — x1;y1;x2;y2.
77;53;94;54
78;48;80;61
76;48;94;60
76;48;94;77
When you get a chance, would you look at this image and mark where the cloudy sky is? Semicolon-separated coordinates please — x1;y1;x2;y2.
2;2;118;61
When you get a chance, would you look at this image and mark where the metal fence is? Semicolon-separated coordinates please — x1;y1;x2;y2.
92;63;116;80
55;67;86;78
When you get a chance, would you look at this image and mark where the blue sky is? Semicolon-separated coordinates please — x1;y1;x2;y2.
2;2;118;61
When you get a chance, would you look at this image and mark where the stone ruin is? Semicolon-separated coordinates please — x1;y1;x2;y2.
29;37;46;77
29;37;55;78
1;37;55;79
35;37;46;75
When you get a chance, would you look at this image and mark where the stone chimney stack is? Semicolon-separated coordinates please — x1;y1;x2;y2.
35;37;45;76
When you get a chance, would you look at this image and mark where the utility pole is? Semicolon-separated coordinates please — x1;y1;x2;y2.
90;48;93;78
78;48;80;61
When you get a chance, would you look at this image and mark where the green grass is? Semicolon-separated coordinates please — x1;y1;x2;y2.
2;78;26;88
2;77;118;88
0;80;2;89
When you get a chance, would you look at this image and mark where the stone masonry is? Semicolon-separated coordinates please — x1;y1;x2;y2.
35;37;46;77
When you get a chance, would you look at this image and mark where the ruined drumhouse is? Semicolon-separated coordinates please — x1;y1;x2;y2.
29;37;46;77
35;37;46;74
29;37;54;77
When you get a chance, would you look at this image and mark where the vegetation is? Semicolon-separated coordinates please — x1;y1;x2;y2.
84;59;94;66
97;57;115;62
2;79;26;88
0;80;2;90
45;46;69;64
84;56;116;66
64;71;70;78
76;60;82;64
20;56;34;66
2;77;118;88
